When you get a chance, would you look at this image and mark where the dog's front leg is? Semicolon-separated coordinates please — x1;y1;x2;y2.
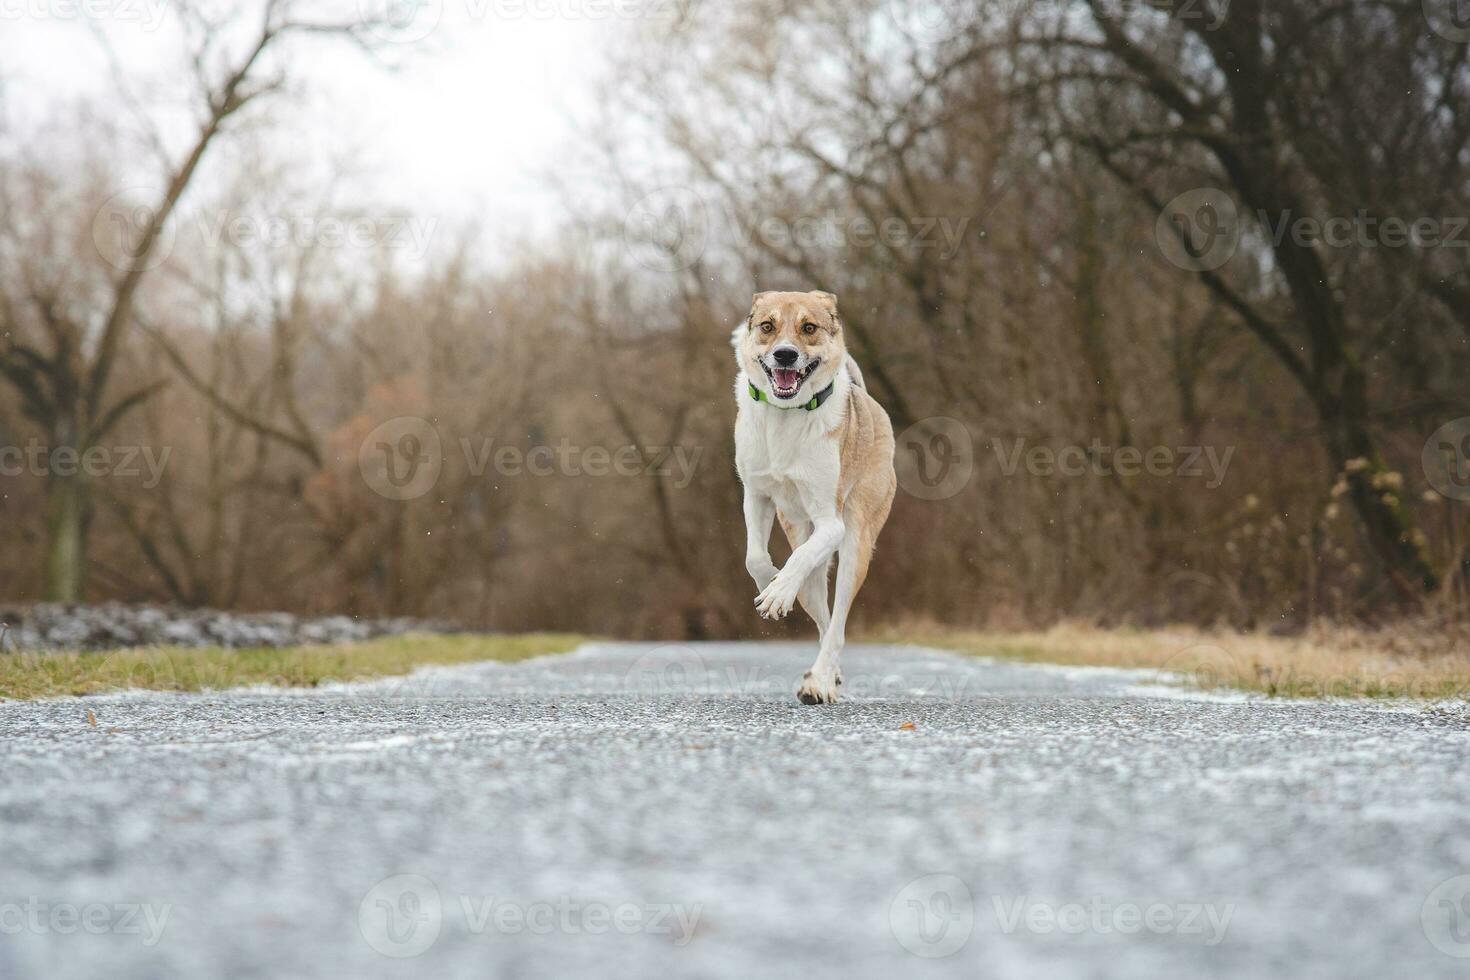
755;514;842;621
743;490;778;593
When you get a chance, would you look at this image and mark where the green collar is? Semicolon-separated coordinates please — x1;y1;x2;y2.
748;379;836;411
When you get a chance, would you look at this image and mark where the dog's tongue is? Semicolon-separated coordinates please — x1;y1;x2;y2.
773;368;800;390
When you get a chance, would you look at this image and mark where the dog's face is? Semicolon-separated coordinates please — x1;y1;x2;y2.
736;290;847;404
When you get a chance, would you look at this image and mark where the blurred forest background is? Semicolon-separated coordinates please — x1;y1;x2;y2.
2;0;1469;640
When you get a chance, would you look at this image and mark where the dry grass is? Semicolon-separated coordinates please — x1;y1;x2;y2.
0;633;586;701
866;621;1470;699
7;623;1463;701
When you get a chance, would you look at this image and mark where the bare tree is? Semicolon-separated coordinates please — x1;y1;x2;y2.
0;0;386;600
1010;0;1468;597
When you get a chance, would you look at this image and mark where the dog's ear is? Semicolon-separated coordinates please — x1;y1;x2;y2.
748;291;781;330
810;290;840;329
810;290;838;311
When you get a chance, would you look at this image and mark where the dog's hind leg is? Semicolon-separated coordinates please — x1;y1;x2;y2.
797;526;872;705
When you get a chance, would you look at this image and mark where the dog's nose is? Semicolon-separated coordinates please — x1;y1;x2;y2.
772;347;799;367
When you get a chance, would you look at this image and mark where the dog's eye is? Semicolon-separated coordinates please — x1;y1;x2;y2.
760;321;775;334
802;323;818;335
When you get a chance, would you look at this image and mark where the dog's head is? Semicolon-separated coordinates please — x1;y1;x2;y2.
734;290;847;404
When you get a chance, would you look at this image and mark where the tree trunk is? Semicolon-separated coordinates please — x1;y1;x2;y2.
46;466;90;602
1318;379;1438;597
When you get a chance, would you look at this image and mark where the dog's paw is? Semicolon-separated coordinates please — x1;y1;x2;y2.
796;668;840;705
754;572;800;620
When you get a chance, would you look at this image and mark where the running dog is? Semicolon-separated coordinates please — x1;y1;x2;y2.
733;290;896;704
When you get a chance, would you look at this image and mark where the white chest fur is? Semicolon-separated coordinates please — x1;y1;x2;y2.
734;371;847;523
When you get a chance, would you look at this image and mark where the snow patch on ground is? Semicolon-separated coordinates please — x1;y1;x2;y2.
0;602;451;653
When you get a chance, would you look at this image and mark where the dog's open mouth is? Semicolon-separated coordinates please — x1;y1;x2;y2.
764;359;820;400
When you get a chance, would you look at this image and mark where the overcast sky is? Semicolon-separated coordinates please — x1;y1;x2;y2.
0;1;652;248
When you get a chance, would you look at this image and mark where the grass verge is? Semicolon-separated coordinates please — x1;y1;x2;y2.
0;632;586;701
865;622;1470;699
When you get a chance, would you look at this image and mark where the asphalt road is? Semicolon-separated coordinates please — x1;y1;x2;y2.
3;641;1470;979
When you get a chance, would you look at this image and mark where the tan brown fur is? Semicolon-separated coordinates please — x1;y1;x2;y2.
829;384;896;604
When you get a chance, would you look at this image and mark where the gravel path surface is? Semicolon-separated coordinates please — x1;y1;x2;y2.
2;641;1469;979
